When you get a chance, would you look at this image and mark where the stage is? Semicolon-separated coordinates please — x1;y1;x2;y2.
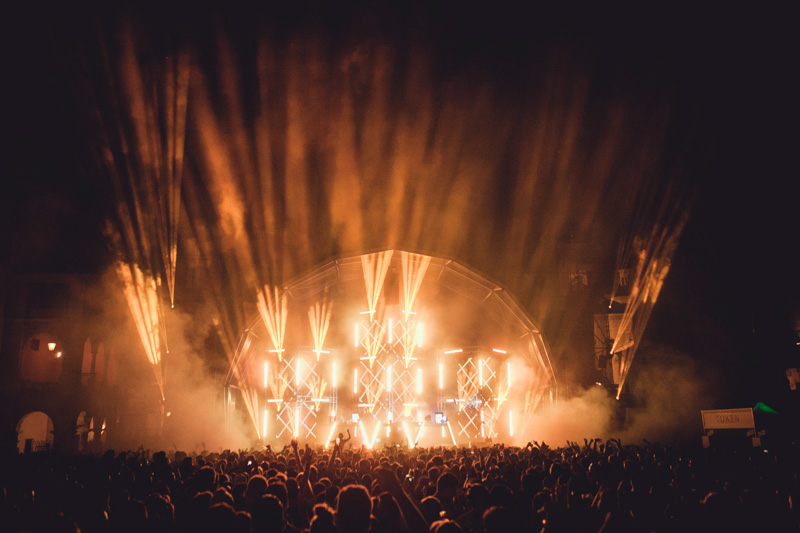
224;250;556;448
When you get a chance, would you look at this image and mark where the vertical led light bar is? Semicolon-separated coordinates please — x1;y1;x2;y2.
439;363;444;389
416;368;423;395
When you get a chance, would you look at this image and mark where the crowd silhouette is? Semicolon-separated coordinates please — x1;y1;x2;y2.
1;436;798;532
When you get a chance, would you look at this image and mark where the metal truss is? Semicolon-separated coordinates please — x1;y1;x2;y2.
356;316;419;422
271;351;337;440
454;356;501;440
275;401;318;440
358;355;387;416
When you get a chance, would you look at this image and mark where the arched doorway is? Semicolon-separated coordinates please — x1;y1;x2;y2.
76;410;89;451
17;411;54;453
76;411;107;451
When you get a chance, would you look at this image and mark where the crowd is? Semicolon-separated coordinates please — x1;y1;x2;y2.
1;435;798;532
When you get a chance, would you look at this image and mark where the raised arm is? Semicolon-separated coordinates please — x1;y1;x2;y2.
374;467;430;533
291;438;301;466
325;441;340;476
299;445;314;497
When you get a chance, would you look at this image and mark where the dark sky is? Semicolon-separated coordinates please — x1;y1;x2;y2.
2;3;797;408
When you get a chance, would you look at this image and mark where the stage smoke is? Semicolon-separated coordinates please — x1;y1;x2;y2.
521;386;616;446
621;344;724;444
75;267;252;453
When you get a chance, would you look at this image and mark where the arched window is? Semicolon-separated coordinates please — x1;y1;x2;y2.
21;333;63;383
82;337;116;384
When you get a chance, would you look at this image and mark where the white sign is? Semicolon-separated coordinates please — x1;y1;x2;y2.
701;408;755;430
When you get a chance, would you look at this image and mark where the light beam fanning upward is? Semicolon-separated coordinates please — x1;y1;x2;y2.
116;261;166;401
308;293;333;360
361;251;394;311
257;286;288;360
611;209;690;398
401;251;430;313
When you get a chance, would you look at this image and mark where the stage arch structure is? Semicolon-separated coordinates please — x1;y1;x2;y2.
225;250;557;447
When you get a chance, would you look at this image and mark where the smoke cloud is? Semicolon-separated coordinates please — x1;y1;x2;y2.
620;344;723;444
514;345;723;447
156;308;252;452
74;267;251;453
520;386;615;446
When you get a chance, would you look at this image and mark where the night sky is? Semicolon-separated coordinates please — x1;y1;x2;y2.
2;4;797;413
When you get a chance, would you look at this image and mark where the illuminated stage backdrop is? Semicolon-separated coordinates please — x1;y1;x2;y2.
225;250;556;447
